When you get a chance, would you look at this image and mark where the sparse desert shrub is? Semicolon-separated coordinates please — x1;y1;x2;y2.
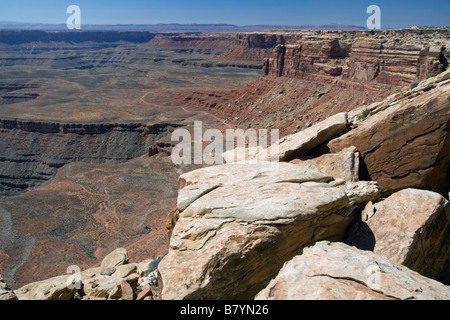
426;73;435;79
357;108;371;120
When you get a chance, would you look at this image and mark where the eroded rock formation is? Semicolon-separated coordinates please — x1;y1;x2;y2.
256;241;450;300
158;162;379;299
0;119;180;195
327;70;450;196
263;29;450;86
344;188;450;284
12;248;160;300
157;70;450;300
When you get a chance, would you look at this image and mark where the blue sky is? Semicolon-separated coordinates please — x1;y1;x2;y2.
0;0;448;28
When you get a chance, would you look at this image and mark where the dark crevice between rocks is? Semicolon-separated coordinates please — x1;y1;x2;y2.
440;52;448;72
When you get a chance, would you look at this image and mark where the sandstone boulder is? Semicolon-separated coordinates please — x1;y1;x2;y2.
14;274;78;300
111;263;137;279
81;272;139;300
13;247;151;300
255;241;450;300
108;279;135;300
100;248;128;276
222;146;262;163
290;146;360;182
0;275;17;300
177;161;333;212
82;275;124;300
333;180;380;206
328;73;450;196
344;188;450;284
259;112;348;162
159;161;379;300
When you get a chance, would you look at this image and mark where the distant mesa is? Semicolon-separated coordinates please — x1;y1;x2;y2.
0;21;368;32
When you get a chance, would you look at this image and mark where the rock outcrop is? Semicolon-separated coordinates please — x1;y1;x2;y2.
264;29;449;86
13;248;160;300
327;70;450;196
158;70;450;299
344;188;450;284
220;32;302;63
158;70;449;300
255;241;450;300
14;273;81;300
99;248;129;276
221;112;349;163
258;112;348;161
158;160;379;300
0;275;17;300
290;146;360;182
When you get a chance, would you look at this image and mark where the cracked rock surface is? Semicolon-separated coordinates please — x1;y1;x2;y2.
158;162;379;300
255;241;450;300
328;70;450;196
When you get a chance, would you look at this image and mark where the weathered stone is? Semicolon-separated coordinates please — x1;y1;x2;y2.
14;274;78;300
177;184;221;212
79;267;101;280
159;178;356;300
124;273;139;288
136;285;152;300
264;33;449;86
82;275;123;300
258;112;348;162
328;75;450;196
0;288;17;300
100;267;116;276
100;248;128;276
222;146;262;163
179;161;333;191
160;153;383;300
255;241;450;300
109;280;134;300
177;161;335;217
335;180;380;206
345;188;450;284
108;282;122;300
112;263;137;279
290;146;360;182
119;280;135;300
0;275;17;300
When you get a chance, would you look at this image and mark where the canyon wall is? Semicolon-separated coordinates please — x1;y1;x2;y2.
175;29;448;138
0;119;180;195
0;30;163;45
147;33;236;50
219;32;303;62
263;29;450;86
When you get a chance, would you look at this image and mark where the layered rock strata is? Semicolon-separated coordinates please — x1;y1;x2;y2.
327;70;450;196
0;119;180;195
256;241;450;300
263;29;449;86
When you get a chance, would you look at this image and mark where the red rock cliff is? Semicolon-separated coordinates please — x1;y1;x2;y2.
263;29;449;86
